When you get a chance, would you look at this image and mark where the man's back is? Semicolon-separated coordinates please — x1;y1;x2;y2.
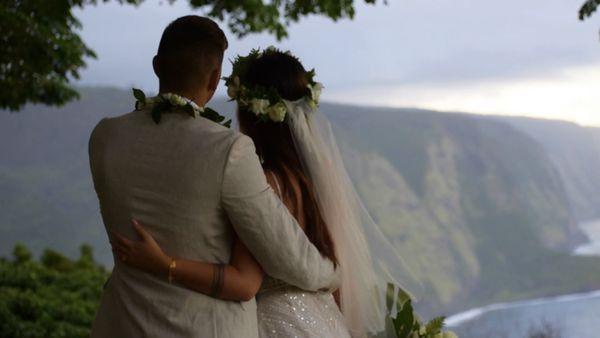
89;110;257;337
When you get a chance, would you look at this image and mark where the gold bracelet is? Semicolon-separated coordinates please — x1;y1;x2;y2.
168;258;177;284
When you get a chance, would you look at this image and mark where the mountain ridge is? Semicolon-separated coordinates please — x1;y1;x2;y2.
2;87;600;317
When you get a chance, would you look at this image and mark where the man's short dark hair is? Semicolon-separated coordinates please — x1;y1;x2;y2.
156;16;228;91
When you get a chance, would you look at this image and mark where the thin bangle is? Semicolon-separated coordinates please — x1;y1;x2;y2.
168;258;177;284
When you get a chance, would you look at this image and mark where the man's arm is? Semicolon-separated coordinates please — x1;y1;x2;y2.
88;118;109;199
221;134;339;291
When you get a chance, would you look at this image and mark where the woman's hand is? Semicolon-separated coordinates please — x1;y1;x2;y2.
110;219;172;277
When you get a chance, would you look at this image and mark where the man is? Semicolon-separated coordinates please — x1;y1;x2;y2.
89;15;338;338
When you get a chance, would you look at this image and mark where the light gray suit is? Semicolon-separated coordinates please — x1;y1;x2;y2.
89;109;338;338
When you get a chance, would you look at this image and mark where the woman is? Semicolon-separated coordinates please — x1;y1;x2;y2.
112;48;419;337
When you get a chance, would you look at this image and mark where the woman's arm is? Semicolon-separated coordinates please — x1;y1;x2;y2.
221;135;339;292
111;220;263;302
173;238;263;301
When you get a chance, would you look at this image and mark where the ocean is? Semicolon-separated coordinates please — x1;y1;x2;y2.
446;219;600;338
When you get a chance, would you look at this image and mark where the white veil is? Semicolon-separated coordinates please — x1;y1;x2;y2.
283;99;423;337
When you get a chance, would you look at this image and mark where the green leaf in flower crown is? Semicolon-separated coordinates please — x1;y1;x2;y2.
306;68;317;85
223;119;232;128
132;88;146;103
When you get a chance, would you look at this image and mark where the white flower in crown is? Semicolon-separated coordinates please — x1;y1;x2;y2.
308;82;323;103
249;98;270;116
267;102;287;122
227;76;241;99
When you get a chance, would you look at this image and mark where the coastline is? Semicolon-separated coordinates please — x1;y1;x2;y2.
447;218;600;328
446;289;600;327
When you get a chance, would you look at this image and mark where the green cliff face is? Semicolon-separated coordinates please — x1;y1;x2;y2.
2;89;600;317
501;117;600;223
321;105;600;315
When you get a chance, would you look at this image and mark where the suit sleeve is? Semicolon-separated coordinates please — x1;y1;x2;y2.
221;134;339;291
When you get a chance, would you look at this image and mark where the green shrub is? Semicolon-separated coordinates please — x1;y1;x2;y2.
0;244;109;338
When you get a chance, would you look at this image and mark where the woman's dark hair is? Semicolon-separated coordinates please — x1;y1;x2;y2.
237;51;337;266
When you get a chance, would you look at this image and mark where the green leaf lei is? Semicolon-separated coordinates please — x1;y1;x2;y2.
132;88;231;128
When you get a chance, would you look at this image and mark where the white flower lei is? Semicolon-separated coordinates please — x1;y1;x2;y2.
132;89;231;127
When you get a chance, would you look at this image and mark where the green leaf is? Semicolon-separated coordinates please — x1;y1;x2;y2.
184;103;196;117
202;107;229;126
13;243;32;263
394;299;415;338
151;103;162;124
396;287;411;309
424;316;445;335
385;282;395;314
132;88;146;103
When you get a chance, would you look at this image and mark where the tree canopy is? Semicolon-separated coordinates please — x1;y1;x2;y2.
579;0;599;20
0;0;378;111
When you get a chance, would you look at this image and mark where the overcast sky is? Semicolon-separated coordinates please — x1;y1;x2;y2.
75;0;600;125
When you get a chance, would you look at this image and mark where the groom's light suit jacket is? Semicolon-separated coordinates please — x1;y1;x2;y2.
88;109;338;338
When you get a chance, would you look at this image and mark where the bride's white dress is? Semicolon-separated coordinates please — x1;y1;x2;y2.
257;276;351;338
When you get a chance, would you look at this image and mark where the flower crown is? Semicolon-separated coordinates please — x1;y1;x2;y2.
223;47;323;123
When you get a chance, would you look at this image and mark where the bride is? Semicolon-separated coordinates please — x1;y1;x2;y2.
111;47;420;337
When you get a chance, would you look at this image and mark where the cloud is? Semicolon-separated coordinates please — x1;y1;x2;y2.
73;0;600;124
327;62;600;126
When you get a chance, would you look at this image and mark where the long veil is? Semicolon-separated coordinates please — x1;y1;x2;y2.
284;99;423;337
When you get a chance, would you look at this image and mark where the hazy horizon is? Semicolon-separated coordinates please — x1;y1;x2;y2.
74;1;600;126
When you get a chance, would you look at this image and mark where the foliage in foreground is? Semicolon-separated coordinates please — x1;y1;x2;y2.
0;244;109;338
0;244;454;338
373;283;457;338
